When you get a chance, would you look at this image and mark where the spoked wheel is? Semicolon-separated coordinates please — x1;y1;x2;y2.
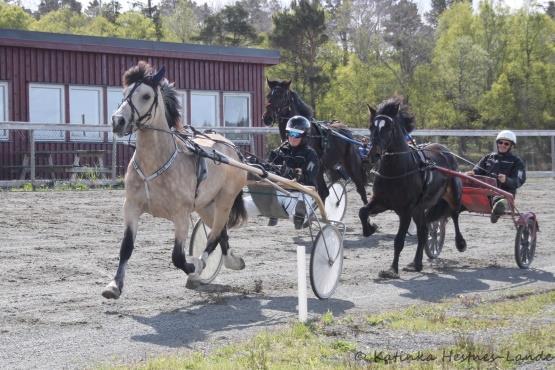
425;217;447;259
325;182;347;222
188;219;222;284
310;225;343;299
515;218;537;269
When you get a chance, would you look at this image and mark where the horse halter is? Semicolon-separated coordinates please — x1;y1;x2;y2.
121;79;159;131
371;114;397;156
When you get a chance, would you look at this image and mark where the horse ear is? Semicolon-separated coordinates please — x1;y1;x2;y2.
152;66;166;84
284;80;292;89
267;78;277;88
367;104;376;126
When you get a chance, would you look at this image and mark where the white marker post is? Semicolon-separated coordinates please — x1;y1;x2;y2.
296;244;308;322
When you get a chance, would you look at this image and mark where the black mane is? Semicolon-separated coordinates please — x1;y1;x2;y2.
290;90;314;120
376;96;415;133
123;61;181;128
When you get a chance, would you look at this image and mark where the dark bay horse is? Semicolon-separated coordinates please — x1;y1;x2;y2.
262;78;368;205
359;96;466;278
103;62;247;299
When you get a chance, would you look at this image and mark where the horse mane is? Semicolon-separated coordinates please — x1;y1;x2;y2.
290;91;314;120
376;95;415;133
122;61;181;128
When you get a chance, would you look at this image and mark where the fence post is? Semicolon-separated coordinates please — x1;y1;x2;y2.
29;129;35;186
111;136;117;182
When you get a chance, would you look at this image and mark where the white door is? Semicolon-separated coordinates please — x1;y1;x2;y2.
29;84;65;141
69;86;103;142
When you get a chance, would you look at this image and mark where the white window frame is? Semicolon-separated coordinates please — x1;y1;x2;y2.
190;90;219;128
29;83;65;142
176;89;187;125
0;81;8;141
223;92;251;144
69;85;103;142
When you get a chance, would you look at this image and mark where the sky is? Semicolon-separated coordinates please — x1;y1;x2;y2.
19;0;550;16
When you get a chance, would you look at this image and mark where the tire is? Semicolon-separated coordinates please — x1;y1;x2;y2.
324;182;347;222
188;219;223;284
425;217;447;259
310;225;343;299
515;218;537;269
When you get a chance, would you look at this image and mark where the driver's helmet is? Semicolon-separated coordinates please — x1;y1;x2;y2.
285;115;311;139
496;130;517;145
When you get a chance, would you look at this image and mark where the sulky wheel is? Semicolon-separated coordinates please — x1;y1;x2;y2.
425;217;447;259
188;219;223;284
310;224;344;299
325;182;348;222
515;218;537;269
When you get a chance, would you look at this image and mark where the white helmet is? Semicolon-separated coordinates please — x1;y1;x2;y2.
496;130;517;145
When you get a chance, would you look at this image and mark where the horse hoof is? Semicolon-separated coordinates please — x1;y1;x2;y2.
185;278;201;290
362;223;378;237
378;270;399;279
101;281;121;299
403;262;423;272
456;238;467;252
224;253;245;270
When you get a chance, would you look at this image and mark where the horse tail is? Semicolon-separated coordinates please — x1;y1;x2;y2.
227;190;247;229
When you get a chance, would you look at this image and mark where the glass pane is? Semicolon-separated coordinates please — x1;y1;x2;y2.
224;95;250;142
0;85;7;140
191;93;217;127
70;87;102;142
30;86;64;141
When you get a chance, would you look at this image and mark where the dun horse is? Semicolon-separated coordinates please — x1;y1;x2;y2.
262;79;368;205
102;61;247;299
359;96;466;278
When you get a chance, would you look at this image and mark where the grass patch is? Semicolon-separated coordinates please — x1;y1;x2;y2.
472;289;555;318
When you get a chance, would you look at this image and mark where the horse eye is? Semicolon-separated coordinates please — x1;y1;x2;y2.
142;94;150;100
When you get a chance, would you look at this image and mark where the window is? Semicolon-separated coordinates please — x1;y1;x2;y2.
176;90;187;125
69;86;103;142
0;82;8;141
191;91;218;127
29;84;65;141
224;93;251;143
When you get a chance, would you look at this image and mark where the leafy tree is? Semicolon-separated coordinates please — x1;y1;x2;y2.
84;0;101;17
30;7;86;33
324;0;353;66
101;0;122;22
37;0;60;16
79;15;118;36
238;0;274;33
197;3;261;46
163;0;199;42
114;11;157;40
0;1;34;29
132;0;163;40
270;0;329;110
546;1;554;19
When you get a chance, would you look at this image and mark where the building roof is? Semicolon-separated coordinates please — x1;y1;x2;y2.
0;29;280;65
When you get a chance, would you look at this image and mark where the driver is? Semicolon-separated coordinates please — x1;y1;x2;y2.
465;130;526;223
267;115;320;229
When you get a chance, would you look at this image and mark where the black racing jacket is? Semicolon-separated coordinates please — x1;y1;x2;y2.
473;151;526;195
268;142;320;187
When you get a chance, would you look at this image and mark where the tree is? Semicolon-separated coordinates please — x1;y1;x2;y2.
101;0;122;22
132;0;163;40
0;1;34;29
37;0;60;16
84;0;101;17
163;0;199;42
546;1;554;19
197;3;261;46
324;0;353;66
30;7;86;33
238;0;274;33
114;11;157;40
79;15;118;36
270;0;329;110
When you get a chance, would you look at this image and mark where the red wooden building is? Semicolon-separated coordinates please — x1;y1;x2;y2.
0;29;279;180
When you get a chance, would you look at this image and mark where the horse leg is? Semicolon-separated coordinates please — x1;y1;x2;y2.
452;211;466;252
316;168;330;202
358;198;385;237
102;205;141;299
405;211;427;272
172;214;201;276
379;212;412;279
442;177;467;252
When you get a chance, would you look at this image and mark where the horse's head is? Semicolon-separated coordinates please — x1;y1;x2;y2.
367;96;415;163
112;61;180;136
262;78;293;126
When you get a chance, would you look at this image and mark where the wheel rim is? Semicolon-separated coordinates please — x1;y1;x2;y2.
325;182;347;222
426;218;445;258
516;220;536;268
189;220;223;283
310;225;343;299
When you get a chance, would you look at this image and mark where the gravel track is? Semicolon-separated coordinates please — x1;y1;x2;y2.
0;178;554;369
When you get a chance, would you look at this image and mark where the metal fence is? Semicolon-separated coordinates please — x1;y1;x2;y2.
1;122;553;187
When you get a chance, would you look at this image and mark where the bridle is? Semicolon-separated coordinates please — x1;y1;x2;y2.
370;114;397;158
120;79;159;132
264;87;293;124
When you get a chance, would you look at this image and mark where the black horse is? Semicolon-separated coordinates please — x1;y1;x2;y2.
262;78;368;205
359;96;466;278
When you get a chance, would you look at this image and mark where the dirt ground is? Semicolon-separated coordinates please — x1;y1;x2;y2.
0;178;554;369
